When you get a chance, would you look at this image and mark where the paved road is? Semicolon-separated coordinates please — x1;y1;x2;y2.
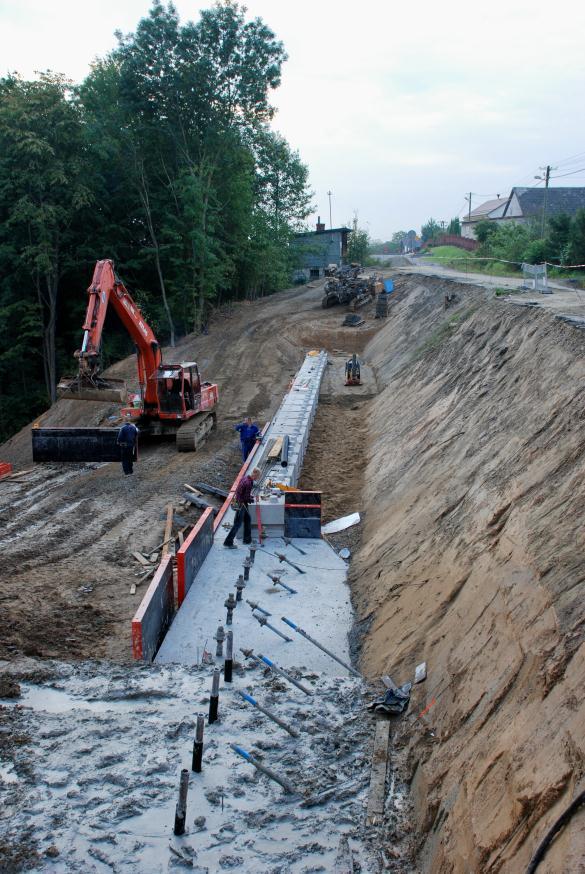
394;258;585;318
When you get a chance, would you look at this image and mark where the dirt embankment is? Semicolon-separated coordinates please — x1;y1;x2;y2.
354;276;585;872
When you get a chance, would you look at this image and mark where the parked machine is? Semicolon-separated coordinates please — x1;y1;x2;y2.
32;259;218;461
344;353;361;386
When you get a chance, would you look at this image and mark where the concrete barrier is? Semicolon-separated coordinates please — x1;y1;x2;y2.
284;490;322;539
177;508;214;605
132;554;175;661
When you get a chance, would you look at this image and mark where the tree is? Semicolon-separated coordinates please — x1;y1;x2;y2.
474;219;498;245
421;218;441;242
346;214;370;264
0;73;92;403
447;217;461;235
567;209;585;266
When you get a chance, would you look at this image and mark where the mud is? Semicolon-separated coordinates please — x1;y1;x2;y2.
0;661;414;872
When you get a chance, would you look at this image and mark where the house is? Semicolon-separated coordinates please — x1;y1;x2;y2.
461;197;508;239
292;218;351;281
461;188;585;239
401;229;423;253
501;187;585;225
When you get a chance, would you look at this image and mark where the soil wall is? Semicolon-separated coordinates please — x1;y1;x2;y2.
355;277;585;871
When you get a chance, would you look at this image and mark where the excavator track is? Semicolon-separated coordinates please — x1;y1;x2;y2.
176;412;216;452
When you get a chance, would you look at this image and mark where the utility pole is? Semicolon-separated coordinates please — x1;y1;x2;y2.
327;190;333;229
465;192;473;222
535;165;557;236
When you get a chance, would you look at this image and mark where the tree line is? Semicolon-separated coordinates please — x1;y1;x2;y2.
0;1;312;442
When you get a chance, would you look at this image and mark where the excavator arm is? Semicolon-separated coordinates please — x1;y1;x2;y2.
74;259;161;408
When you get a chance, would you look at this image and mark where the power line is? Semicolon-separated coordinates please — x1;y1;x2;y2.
551;166;585;179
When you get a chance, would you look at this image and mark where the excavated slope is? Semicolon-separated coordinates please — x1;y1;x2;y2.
355;277;585;872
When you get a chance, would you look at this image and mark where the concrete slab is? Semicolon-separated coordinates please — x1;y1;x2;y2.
156;534;353;675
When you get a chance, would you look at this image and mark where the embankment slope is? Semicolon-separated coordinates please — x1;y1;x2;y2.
356;277;585;871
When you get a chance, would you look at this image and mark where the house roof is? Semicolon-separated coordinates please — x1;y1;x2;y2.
504;187;585;219
294;227;351;238
466;197;508;221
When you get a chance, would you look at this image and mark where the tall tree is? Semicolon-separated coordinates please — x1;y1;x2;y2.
0;73;92;402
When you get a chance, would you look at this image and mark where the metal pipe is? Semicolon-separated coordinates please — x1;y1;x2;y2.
280;434;289;468
192;715;204;772
230;744;295;794
235;575;246;601
224;631;233;683
249;546;256;565
238;691;299;737
243;557;251;582
283;536;307;555
209;668;220;723
252;611;292;642
267;573;297;595
214;625;225;657
281;617;361;677
225;592;236;625
246;599;270;617
257;652;312;696
174;768;190;835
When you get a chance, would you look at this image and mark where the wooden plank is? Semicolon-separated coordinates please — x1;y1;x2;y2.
268;436;284;459
132;551;151;567
161;504;174;557
184;483;204;496
366;718;391;824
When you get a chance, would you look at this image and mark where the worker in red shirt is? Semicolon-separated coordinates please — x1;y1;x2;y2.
223;468;261;548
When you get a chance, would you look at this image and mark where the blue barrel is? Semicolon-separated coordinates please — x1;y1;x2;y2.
383;279;394;294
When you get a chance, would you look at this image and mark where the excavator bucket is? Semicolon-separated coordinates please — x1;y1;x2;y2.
31;427;129;463
56;376;127;404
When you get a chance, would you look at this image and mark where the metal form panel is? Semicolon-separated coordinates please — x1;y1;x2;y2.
32;428;127;463
176;508;214;604
131;555;175;661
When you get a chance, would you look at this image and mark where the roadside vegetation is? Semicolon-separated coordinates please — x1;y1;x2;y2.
0;1;313;441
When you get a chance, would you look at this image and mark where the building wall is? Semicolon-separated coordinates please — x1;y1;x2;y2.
292;231;345;280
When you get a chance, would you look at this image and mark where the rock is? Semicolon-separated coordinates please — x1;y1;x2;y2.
45;845;60;858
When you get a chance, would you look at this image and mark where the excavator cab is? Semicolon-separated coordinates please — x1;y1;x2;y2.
156;363;202;417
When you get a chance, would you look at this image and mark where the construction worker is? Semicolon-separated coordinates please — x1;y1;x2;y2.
223;468;261;548
117;421;139;475
235;416;260;461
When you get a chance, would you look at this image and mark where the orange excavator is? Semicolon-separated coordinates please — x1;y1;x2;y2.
32;259;218;461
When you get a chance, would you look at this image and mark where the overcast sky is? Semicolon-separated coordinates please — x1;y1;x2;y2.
2;0;584;238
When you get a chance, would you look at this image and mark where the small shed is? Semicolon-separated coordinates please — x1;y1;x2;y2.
292;218;352;281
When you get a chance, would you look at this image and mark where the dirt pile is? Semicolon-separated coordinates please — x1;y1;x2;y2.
353;275;585;871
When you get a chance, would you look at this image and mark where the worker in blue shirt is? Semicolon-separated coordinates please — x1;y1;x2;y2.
117;422;139;475
235;416;260;461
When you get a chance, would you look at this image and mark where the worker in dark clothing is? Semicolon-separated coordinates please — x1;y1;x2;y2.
223;468;261;548
117;422;139;475
235;417;260;461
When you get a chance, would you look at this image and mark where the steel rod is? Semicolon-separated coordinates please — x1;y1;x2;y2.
238;691;299;737
230;744;295;794
257;652;312;695
192;715;204;772
224;630;233;683
209;668;220;723
281;617;361;677
253;611;292;642
174;768;189;835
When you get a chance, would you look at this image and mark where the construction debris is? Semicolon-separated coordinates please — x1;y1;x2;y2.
322;264;383;309
322;512;361;534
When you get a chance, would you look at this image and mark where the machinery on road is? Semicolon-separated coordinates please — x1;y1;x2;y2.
33;259;218;461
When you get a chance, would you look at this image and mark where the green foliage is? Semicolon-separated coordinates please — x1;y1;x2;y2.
347;215;370;264
0;2;312;440
421;218;441;242
447;217;461;235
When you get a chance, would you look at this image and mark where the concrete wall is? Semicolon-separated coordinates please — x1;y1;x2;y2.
131;555;175;661
177;508;214;605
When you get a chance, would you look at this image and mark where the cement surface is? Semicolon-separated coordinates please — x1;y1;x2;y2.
156;530;354;675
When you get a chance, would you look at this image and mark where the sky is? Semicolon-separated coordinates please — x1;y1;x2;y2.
1;0;585;239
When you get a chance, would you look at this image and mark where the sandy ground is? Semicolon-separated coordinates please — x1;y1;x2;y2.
353;274;585;872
